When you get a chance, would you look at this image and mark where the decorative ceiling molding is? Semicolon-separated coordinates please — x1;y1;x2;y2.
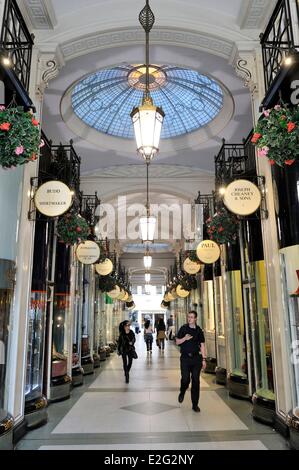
59;27;235;62
81;164;214;180
19;0;57;30
232;51;259;96
239;0;273;30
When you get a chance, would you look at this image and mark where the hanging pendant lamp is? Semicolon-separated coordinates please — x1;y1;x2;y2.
130;1;165;162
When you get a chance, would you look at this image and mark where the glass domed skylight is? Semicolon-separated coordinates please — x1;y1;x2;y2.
72;64;223;140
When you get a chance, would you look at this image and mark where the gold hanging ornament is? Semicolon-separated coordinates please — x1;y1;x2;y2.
183;257;201;275
176;284;190;298
107;284;121;299
95;258;114;276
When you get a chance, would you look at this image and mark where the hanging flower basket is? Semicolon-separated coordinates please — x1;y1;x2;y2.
206;209;239;244
252;104;299;167
180;274;198;292
0;105;44;169
57;213;90;245
98;275;117;293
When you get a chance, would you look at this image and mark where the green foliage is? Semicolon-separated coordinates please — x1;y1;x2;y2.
206;209;239;244
0;106;42;169
180;274;197;291
98;275;117;293
188;250;200;263
252;104;299;167
57;212;90;245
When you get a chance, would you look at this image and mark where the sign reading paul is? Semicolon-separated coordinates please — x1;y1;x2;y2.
34;181;73;217
196;240;220;264
76;241;100;265
223;179;261;216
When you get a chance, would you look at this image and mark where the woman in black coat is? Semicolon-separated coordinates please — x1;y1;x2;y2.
117;320;136;383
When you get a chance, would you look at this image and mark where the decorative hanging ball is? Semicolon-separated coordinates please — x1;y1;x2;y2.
176;284;190;298
95;258;114;276
107;284;121;299
183;257;201;274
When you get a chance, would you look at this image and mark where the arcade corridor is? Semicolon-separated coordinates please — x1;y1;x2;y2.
16;336;288;451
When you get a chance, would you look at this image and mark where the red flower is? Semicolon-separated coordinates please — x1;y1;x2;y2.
287;122;296;133
218;227;224;233
269;160;275;166
251;133;262;144
0;122;11;131
31;153;37;161
285;159;295;166
76;227;82;233
32;118;39;127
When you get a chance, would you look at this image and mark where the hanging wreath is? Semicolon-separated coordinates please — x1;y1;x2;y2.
180;274;198;292
98;275;117;293
206;209;239;244
57;213;90;245
188;250;200;263
252;104;299;167
0;105;44;169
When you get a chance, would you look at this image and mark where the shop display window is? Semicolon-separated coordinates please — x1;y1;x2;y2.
226;271;247;378
214;276;225;337
52;294;70;378
280;245;299;408
0;270;14;411
0;167;24;414
249;261;274;399
72;263;83;368
25;291;47;400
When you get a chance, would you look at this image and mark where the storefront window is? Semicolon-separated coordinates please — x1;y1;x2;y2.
280;245;299;407
226;270;247;378
0;166;24;414
25;291;47;400
52;244;71;380
72;262;83;370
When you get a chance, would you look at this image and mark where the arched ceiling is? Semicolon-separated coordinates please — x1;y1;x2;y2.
17;0;275;289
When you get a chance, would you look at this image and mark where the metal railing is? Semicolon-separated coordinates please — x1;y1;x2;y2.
80;193;101;228
260;0;299;91
215;132;255;187
0;0;34;91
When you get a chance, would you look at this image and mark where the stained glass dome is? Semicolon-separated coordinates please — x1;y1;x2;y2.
72;64;224;140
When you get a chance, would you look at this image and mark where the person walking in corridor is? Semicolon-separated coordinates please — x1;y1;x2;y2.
176;311;206;412
117;320;137;383
167;314;175;340
144;319;153;354
156;317;166;351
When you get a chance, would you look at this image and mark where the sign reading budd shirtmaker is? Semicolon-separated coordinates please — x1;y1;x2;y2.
34;181;73;217
76;241;100;265
223;179;261;216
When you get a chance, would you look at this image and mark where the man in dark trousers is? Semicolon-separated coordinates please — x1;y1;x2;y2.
176;310;206;412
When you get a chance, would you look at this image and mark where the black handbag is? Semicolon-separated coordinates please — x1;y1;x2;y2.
132;349;138;359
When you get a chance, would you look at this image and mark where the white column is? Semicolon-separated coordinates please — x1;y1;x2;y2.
235;49;293;418
6;48;62;423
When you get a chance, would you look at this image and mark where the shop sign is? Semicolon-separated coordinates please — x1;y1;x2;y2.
34;181;73;217
76;241;100;265
183;257;201;274
95;258;113;276
196;240;220;264
223;179;261;216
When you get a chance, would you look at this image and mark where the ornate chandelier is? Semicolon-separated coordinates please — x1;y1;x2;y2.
130;1;165;162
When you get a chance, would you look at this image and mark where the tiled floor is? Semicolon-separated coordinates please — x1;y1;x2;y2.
17;335;289;450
